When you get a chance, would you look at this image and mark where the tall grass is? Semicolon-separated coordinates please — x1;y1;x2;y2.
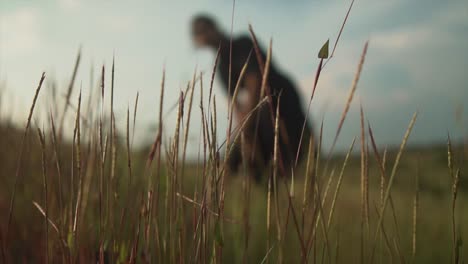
0;7;467;264
0;45;467;264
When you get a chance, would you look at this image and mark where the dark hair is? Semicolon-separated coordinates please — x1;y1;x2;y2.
191;14;218;35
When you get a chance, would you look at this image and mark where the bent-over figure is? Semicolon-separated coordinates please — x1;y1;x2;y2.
191;15;313;181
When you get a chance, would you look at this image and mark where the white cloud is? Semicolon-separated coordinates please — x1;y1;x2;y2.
372;28;431;50
296;0;468;116
371;2;468;51
299;72;351;114
0;8;41;57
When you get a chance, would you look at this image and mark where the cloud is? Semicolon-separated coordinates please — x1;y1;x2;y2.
299;0;467;114
372;28;431;50
0;8;41;57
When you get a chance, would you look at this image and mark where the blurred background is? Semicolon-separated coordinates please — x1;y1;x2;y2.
1;0;467;154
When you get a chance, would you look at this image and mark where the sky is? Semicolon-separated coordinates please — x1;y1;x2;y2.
1;0;467;158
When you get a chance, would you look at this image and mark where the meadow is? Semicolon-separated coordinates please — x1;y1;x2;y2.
0;24;467;264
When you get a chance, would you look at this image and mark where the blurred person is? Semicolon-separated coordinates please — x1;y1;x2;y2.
191;15;313;181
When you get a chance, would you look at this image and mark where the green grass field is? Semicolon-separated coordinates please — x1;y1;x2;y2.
0;66;466;263
0;21;466;261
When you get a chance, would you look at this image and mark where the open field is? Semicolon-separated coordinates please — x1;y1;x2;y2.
0;4;467;260
0;64;466;263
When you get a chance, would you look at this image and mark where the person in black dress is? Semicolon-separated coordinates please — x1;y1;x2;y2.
191;15;313;181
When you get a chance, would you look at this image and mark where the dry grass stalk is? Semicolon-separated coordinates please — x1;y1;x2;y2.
312;119;324;224
32;201;65;244
448;133;460;263
267;153;273;254
381;148;387;203
373;204;396;261
370;111;418;262
448;133;454;178
98;65;106;261
227;0;236;98
167;90;184;262
452;169;461;264
37;127;49;263
108;56;117;255
6;72;46;240
367;125;385;182
329;41;368;158
323;0;356;67
327;138;356;228
368;123;404;262
239;131;252;262
248;28;288;175
58;48;81;138
132;92;139;147
297;0;357;167
259;40;272;101
224;97;268;162
176;193;238;224
153;69;166;262
302;134;316;228
224;51;252;166
208;47;221;111
359;103;368;262
412;154;420;262
181;70;197;180
295;57;323;166
272;95;283;262
49;113;64;235
309;176;332;263
72;91;82;255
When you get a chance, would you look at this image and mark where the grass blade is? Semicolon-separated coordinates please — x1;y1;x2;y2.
6;72;46;240
370;112;418;262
